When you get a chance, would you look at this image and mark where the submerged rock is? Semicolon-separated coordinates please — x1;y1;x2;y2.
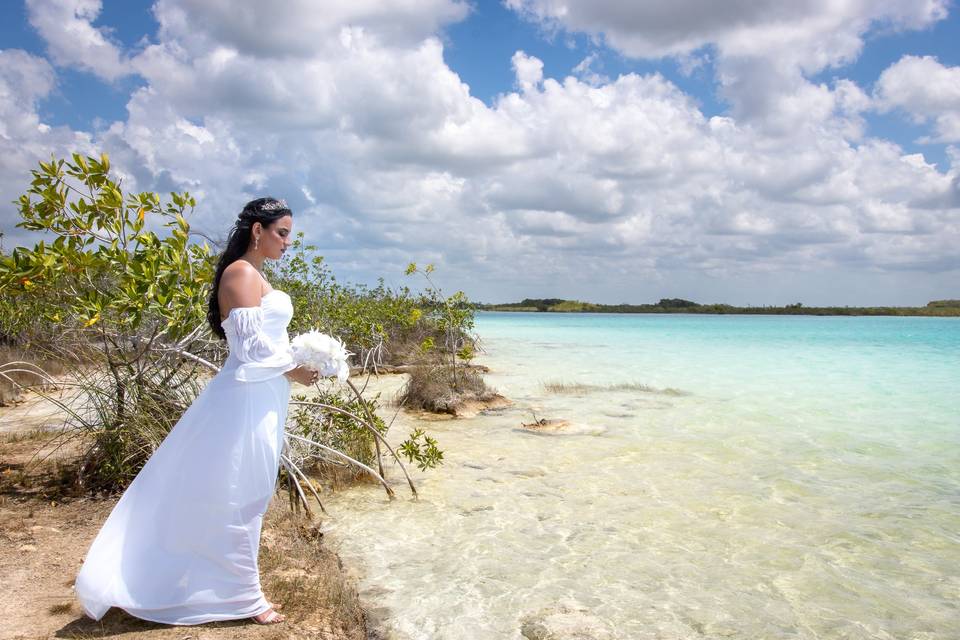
453;393;512;417
509;467;547;477
520;600;616;640
518;419;606;436
459;505;494;516
520;418;570;432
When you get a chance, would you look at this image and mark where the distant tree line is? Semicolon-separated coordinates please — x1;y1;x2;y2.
478;298;960;316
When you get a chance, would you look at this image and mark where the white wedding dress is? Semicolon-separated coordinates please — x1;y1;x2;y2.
75;288;297;625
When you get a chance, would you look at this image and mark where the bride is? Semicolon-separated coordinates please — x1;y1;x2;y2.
75;197;317;626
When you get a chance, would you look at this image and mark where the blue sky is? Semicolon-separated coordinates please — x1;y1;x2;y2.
1;1;959;305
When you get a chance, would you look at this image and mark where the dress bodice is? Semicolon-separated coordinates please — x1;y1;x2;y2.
221;290;296;382
223;290;293;345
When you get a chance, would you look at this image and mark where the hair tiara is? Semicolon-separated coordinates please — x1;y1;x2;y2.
261;198;288;211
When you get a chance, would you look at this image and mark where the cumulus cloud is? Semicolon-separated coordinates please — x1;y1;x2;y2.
504;0;947;64
875;55;960;143
0;49;57;132
3;0;959;304
505;0;947;134
512;50;544;92
25;0;131;81
152;0;470;55
0;49;95;246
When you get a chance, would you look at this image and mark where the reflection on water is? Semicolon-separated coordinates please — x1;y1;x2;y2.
320;314;960;639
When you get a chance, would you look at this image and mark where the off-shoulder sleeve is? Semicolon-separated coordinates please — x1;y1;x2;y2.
226;307;296;382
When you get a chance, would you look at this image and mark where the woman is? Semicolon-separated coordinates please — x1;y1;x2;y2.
75;197;317;626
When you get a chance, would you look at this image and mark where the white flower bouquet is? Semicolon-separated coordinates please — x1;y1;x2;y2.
290;330;353;382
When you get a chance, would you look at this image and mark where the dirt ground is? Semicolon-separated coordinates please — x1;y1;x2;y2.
0;402;372;640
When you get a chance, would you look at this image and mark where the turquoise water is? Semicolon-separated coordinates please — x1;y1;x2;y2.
477;312;959;431
323;313;960;639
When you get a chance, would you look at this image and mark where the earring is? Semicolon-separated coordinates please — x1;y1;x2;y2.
254;236;260;251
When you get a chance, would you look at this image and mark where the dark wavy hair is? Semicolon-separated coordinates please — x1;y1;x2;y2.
207;197;293;339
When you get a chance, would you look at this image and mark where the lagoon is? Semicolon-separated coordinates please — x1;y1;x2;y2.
322;313;960;639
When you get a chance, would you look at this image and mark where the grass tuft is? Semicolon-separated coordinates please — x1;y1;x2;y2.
0;344;71;406
0;428;58;444
542;380;689;396
397;364;494;414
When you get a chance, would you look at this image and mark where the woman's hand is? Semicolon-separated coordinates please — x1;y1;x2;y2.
284;365;319;386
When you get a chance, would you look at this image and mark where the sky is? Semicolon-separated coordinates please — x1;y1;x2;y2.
1;0;959;306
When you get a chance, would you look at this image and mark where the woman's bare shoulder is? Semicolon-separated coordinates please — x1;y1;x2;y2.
220;261;263;310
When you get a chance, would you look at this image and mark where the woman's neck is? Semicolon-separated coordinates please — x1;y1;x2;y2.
240;253;265;272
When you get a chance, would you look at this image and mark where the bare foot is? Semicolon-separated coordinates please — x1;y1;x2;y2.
252;608;285;625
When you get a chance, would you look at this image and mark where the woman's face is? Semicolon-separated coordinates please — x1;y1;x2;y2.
254;215;293;260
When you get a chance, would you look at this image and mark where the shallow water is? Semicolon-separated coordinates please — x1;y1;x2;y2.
320;313;960;639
